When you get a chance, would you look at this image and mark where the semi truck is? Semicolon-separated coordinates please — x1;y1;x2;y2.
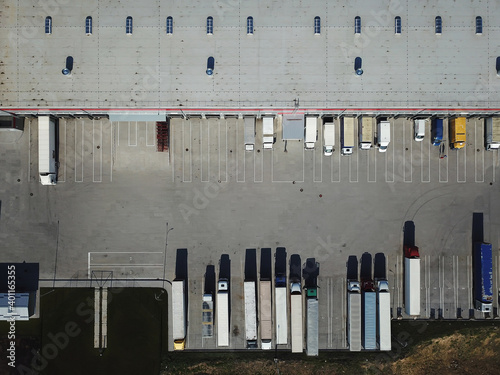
377;120;391;152
347;280;362;351
341;116;355;155
305;286;318;356
262;117;275;149
473;242;493;313
244;281;258;348
202;293;214;338
376;280;391;351
432;118;443;146
305;116;318;149
244;117;256;151
290;281;303;353
38;116;57;185
259;280;272;349
485;117;500;150
404;245;421;316
275;248;288;345
323;122;335;156
362;279;376;350
172;280;187;350
450;117;466;149
217;279;230;347
359;116;374;150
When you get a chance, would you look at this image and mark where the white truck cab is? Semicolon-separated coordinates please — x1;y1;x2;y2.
414;119;425;141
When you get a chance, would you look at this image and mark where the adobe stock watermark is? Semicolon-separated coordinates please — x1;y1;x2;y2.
6;264;16;368
13;287;124;375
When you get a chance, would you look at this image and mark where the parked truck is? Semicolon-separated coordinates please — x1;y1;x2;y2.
260;280;272;349
359;116;374;150
377;120;391;152
376;280;391;351
172;280;187;350
217;279;230;347
290;281;303;353
262;117;275;149
404;245;421;317
202;293;214;338
244;281;258;348
244;117;256;151
38;115;57;185
474;242;493;313
362;279;377;350
323;122;335;156
305;116;318;149
275;248;288;345
347;280;362;352
305;285;318;356
485;117;500;150
341;116;355;155
432;118;444;146
450;117;466;149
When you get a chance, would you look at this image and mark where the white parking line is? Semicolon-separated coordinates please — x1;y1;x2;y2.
425;255;430;318
453;255;458;317
475;121;485;183
457;143;467;183
386;139;395;183
440;256;444;317
146;122;155;147
467;255;471;310
75;120;84;183
341;277;346;348
110;122;114;183
93;120;103;183
422;138;431;183
350;150;358;183
59;119;66;183
128;121;138;147
404;120;412;183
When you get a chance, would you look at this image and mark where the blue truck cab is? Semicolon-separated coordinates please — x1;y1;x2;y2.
474;242;493;313
432;118;443;146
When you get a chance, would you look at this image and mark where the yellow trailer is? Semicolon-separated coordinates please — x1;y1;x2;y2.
450;117;466;149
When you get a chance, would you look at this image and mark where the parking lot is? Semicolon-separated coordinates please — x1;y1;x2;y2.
1;115;499;352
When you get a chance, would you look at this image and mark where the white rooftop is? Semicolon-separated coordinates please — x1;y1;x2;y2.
1;0;500;111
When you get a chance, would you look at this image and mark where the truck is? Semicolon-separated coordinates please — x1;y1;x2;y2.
404;245;421;316
341;116;355;155
304;116;318;149
414;119;426;141
432;118;443;146
262;117;275;149
244;117;256;151
290;281;303;353
217;279;230;347
347;281;362;352
260;280;272;349
323;122;335;156
377;120;391;152
359;116;374;150
275;248;288;345
202;293;214;338
362;279;376;350
305;286;318;356
473;242;493;313
172;280;187;350
244;281;258;348
38;116;57;185
376;280;391;351
450;117;466;149
485;117;500;150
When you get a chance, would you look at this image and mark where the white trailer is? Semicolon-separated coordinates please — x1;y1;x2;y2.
347;290;362;351
262;117;275;149
485;117;500;150
244;117;255;151
260;280;272;349
377;281;391;351
377;121;391;152
404;246;421;316
244;281;258;348
38;116;57;185
359;116;373;150
172;280;187;350
217;280;229;347
323;122;335;156
304;117;318;149
290;283;303;353
275;287;288;345
306;297;318;356
341;117;355;155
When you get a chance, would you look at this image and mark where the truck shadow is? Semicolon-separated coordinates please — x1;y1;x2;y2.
204;265;216;296
472;212;484;244
373;253;386;280
245;249;257;282
289;254;301;282
275;247;287;279
260;248;272;281
346;255;358;281
403;221;415;247
175;248;188;281
360;252;372;281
